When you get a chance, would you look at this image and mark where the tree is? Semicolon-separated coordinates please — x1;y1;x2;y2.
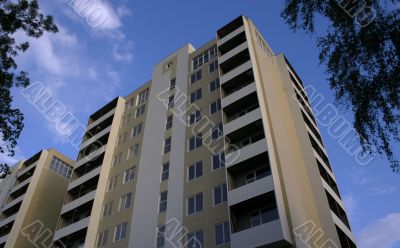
0;0;58;178
281;0;400;172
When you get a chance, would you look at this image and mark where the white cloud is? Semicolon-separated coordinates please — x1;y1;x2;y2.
358;213;400;248
343;194;358;218
68;0;121;30
369;186;397;195
112;40;134;62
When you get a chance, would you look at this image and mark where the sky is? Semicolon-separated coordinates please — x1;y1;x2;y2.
2;1;400;247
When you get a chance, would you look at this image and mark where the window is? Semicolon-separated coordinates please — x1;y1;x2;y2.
97;230;108;247
131;123;143;137
188;161;203;181
108;175;118;191
209;60;218;73
125;98;135;112
135;105;146;117
119;192;132;210
211;123;223;140
123;167;135;183
121;113;131;126
164;137;172;154
212;153;225;170
209;78;220;92
250;208;279;227
137;89;149;105
128;144;140;159
159;191;168;213
112;153;122;167
168;95;175;108
170;78;176;90
189;133;202;151
156;225;166;248
187;230;204;248
191;70;202;84
117;132;127;145
102;201;113;218
190;88;202;103
192;46;217;70
166;115;173;130
245;167;270;184
166;61;173;69
188;109;202;125
161;162;169;181
215;222;230;246
210;99;221;114
49;157;73;179
187;192;203;215
213;183;227;205
114;222;128;242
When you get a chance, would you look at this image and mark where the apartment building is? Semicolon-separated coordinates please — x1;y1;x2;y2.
53;16;357;248
0;149;74;248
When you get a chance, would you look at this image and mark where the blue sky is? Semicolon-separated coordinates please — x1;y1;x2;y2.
3;1;400;247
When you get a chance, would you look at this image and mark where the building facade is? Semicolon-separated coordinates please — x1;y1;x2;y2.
0;149;74;248
53;16;356;248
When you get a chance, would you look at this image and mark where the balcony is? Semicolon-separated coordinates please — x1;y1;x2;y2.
226;138;268;168
229;192;286;248
17;161;37;180
217;16;244;40
218;28;246;55
10;176;32;195
88;97;118;126
222;81;256;107
86;108;115;131
219;42;248;65
65;174;98;204
75;145;106;169
220;60;252;86
229;176;274;206
69;166;101;191
231;219;288;248
224;108;261;137
2;194;25;213
0;214;16;228
0;234;8;245
80;125;111;150
61;190;96;215
77;133;109;161
219;49;250;77
228;152;271;184
53;216;90;241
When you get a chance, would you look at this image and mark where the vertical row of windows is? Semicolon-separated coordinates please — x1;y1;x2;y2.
210;99;221;114
137;89;149;105
188;161;203;181
131;123;143;137
164;137;172;154
191;70;202;84
187;193;203;215
161;162;169;181
96;222;128;246
189;133;203;151
190;88;202;103
166;115;173;129
209;60;219;73
209;78;220;92
159;191;168;213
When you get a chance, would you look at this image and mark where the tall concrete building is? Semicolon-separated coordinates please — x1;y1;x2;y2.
0;149;74;248
53;16;356;248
